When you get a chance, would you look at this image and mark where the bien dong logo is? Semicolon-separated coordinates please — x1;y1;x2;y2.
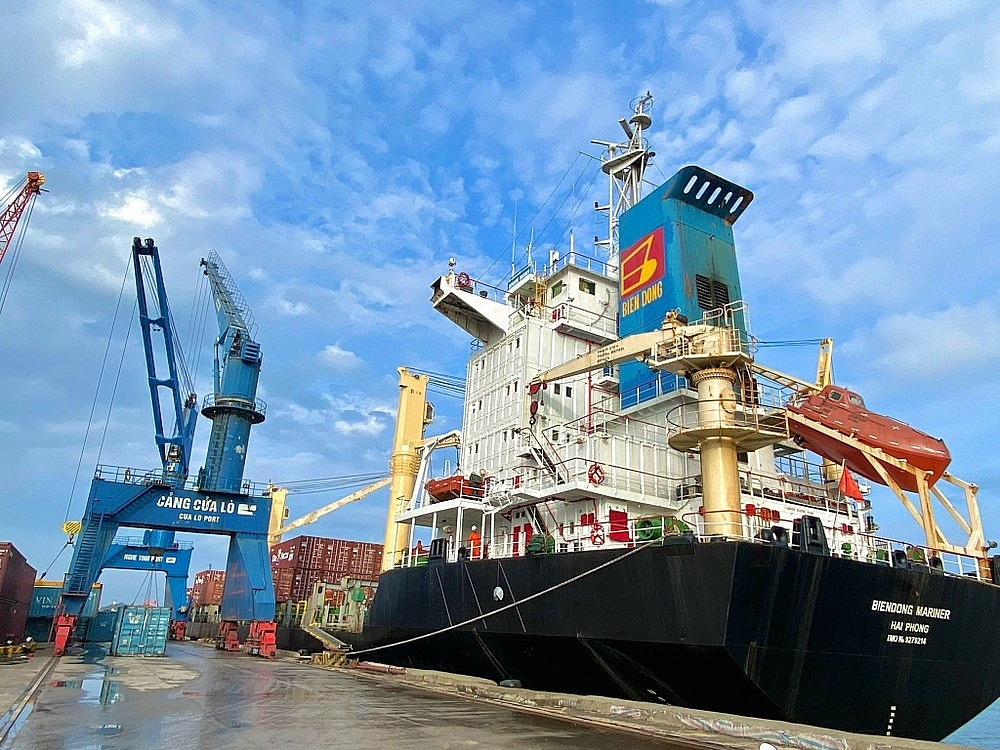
620;227;665;308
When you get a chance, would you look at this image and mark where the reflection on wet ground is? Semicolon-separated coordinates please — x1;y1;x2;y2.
6;642;690;749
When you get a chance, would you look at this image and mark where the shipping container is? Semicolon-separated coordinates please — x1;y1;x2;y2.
273;567;295;601
109;606;170;656
270;536;384;580
189;569;226;607
84;609;119;643
29;581;102;619
24;617;52;643
0;598;29;641
0;543;37;606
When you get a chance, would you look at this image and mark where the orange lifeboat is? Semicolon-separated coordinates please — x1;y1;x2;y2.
425;473;485;502
786;385;951;492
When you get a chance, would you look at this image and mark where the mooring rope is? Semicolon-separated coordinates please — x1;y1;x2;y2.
350;538;660;657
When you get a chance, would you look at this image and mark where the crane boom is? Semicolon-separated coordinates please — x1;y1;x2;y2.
198;251;266;494
0;171;44;267
269;478;392;546
131;237;198;485
531;310;746;386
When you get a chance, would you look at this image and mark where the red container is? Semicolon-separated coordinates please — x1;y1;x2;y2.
270;536;385;600
273;568;295;601
190;569;226;607
270;536;328;571
0;543;36;606
0;598;30;641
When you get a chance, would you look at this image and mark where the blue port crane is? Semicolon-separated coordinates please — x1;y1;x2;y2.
197;251;266;494
133;237;200;486
55;239;275;656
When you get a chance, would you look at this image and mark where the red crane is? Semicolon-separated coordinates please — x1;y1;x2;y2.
0;171;45;267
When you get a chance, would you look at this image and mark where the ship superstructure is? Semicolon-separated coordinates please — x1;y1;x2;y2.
391;94;982;577
357;94;1000;741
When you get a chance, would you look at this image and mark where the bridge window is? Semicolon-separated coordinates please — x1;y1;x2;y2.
551;281;565;299
579;278;596;295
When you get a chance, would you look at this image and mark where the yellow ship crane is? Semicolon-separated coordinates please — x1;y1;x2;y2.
382;367;435;571
532;309;787;538
267;478;392;548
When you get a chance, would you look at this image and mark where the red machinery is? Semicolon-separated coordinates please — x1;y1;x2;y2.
1;171;45;267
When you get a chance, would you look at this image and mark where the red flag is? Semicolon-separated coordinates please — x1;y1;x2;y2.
839;467;863;501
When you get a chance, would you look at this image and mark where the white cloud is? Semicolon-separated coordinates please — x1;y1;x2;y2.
100;192;163;227
333;414;387;438
318;344;362;370
841;300;1000;382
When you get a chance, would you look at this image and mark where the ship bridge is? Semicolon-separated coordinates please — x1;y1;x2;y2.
430;268;510;345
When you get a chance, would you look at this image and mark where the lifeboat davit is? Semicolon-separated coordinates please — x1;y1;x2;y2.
786;385;951;492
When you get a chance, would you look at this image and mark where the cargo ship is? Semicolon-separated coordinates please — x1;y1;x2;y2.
351;94;1000;741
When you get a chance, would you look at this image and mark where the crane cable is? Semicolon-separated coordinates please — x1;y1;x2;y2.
477;151;591;281
0;193;37;319
62;258;135;523
131;570;161;608
274;472;390;495
39;541;73;579
185;271;211;396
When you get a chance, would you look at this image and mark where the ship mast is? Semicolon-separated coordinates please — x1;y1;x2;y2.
592;92;654;261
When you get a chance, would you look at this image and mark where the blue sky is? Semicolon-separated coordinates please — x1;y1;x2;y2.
2;0;999;606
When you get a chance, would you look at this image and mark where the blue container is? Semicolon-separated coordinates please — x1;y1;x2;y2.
84;609;119;642
28;582;61;618
29;581;102;618
109;606;170;656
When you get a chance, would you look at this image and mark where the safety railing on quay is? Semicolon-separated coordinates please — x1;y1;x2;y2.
93;464;273;497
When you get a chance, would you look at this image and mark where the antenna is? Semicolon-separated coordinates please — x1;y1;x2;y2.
593;91;655;262
510;196;518;282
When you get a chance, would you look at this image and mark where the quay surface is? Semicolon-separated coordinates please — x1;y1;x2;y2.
0;642;979;749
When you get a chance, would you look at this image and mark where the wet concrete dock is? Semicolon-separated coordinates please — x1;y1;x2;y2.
0;642;980;749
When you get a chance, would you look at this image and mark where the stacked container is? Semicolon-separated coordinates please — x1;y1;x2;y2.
189;569;226;607
0;543;36;641
270;535;383;602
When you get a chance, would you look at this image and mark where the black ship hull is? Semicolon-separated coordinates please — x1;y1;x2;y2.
352;539;1000;740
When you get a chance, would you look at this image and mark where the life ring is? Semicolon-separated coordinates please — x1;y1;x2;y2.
590;523;606;546
456;271;471;287
124;469;132;482
587;463;606;485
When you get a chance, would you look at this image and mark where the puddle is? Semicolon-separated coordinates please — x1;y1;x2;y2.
49;675;123;706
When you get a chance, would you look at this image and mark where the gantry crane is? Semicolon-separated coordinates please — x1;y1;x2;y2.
0;171;45;268
56;240;275;656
